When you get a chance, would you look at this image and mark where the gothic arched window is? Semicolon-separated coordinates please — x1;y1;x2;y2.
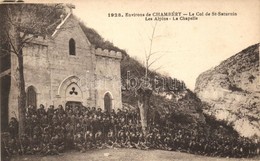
26;86;37;107
69;38;76;55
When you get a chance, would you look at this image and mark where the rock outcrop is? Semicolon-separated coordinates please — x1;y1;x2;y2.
195;43;260;138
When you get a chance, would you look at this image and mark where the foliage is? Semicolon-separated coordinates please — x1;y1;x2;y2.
78;21;128;58
204;113;239;137
0;4;66;36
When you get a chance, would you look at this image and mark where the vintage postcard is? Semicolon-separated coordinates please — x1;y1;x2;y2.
0;0;259;161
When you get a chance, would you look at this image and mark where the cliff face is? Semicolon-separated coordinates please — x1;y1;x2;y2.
195;43;260;138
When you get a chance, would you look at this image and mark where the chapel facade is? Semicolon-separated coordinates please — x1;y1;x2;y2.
5;13;122;120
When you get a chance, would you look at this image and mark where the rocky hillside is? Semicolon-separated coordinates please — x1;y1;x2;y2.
195;43;260;138
121;55;206;124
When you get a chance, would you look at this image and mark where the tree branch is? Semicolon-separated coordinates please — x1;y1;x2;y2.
5;31;18;56
151;65;164;73
0;47;15;55
148;54;165;68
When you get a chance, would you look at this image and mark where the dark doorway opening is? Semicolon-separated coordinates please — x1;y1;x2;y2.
104;92;112;113
65;101;82;109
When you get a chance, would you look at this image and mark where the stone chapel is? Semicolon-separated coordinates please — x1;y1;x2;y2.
5;13;122;121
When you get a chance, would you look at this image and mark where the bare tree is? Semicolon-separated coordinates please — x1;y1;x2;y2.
137;22;165;135
0;4;65;137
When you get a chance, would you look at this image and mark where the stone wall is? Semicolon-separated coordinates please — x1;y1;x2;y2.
94;48;122;110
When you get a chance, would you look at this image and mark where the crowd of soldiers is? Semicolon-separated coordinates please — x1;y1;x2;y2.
2;104;260;158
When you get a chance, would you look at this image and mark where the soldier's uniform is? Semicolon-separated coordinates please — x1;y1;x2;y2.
74;133;85;152
94;131;104;149
164;133;173;151
53;135;65;153
84;131;94;150
8;117;19;139
37;104;46;117
47;105;55;120
31;135;41;154
106;130;115;148
117;130;126;148
145;132;154;148
135;132;149;150
8;138;19;155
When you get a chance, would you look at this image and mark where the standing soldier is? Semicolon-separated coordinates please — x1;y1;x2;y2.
8;117;19;139
37;104;46;117
47;105;55;122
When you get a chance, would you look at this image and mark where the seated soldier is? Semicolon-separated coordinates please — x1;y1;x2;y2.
74;133;86;152
154;132;163;149
136;132;149;150
164;133;173;151
94;130;104;149
31;134;41;154
43;135;59;155
7;138;19;155
52;134;65;153
1;133;11;159
19;134;30;155
116;130;125;148
124;131;133;148
128;131;138;148
106;129;115;148
145;131;154;149
84;130;94;150
40;133;50;154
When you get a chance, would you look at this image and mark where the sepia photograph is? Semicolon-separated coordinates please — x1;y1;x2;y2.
0;0;259;160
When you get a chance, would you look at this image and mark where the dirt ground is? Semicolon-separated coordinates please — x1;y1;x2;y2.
10;148;260;161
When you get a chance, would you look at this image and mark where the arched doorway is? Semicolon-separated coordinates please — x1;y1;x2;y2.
104;92;112;112
26;86;37;107
64;82;83;110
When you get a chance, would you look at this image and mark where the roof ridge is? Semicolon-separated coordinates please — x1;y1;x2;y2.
51;13;72;37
